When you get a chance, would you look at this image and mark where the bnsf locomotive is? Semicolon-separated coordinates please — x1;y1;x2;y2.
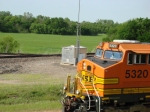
62;40;150;112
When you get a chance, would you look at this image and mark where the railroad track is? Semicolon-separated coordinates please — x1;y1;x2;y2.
0;53;95;58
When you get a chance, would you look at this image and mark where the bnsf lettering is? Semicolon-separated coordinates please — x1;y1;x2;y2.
109;44;118;48
125;70;148;78
82;75;93;82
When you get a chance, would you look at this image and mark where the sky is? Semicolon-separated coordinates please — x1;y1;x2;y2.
0;0;150;23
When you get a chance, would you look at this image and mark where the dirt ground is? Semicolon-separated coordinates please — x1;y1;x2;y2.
0;57;77;112
0;57;76;79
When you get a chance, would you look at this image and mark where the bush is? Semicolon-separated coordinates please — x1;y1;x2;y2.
102;37;111;42
0;36;20;53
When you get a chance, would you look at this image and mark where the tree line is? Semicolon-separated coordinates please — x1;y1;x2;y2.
0;11;117;35
103;18;150;42
0;11;149;38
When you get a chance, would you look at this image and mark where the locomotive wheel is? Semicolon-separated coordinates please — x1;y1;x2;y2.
62;106;70;112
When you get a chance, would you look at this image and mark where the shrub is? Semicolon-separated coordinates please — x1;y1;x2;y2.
0;36;20;53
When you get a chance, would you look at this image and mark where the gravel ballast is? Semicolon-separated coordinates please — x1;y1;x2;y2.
0;57;76;79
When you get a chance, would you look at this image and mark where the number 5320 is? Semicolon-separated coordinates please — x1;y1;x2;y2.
125;70;148;78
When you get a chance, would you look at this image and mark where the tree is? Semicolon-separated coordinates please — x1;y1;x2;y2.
103;18;150;42
117;18;150;42
21;12;35;33
0;36;20;53
0;11;116;35
81;22;99;35
96;19;115;33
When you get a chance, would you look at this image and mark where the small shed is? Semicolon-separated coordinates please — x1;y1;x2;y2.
61;45;87;65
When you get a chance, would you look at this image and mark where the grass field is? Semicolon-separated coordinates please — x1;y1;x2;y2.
0;74;63;112
0;33;106;111
0;33;106;54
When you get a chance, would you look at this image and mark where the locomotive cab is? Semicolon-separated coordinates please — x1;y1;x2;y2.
62;40;150;112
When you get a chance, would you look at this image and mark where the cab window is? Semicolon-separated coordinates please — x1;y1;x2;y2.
134;54;146;64
104;50;122;60
128;53;133;64
128;53;147;64
95;49;103;57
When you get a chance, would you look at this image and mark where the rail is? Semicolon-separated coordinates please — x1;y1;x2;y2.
92;75;101;112
77;74;91;110
0;53;95;58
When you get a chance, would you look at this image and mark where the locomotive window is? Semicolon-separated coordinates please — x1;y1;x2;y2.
141;54;146;63
135;54;140;63
95;49;103;57
128;53;133;64
87;65;91;71
134;54;146;64
104;50;122;60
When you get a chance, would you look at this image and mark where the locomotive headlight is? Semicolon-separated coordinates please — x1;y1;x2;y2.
83;62;86;69
63;85;67;90
83;66;86;69
76;90;80;95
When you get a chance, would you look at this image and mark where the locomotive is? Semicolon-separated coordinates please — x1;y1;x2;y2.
61;40;150;112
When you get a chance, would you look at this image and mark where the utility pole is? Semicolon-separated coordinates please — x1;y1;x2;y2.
76;0;80;65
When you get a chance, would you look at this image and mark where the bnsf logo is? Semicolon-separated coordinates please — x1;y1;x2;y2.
82;75;93;82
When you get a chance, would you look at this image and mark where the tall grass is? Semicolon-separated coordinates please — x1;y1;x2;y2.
0;33;106;54
0;74;64;112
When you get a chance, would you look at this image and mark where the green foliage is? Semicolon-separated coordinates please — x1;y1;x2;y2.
81;22;98;35
137;32;150;42
0;11;115;35
102;23;119;42
102;37;111;42
103;18;150;42
96;19;115;33
0;36;20;53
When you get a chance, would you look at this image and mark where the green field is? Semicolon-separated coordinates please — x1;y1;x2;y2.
0;33;106;111
0;33;106;54
0;74;63;112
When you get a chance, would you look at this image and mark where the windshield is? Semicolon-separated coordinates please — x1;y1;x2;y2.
95;49;103;57
104;50;123;60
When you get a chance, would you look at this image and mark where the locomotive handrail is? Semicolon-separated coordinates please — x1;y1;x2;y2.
77;74;91;110
92;75;101;112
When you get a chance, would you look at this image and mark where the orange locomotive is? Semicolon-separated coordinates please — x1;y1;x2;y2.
62;40;150;112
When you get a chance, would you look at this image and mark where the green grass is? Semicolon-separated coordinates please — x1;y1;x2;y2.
0;33;106;54
0;101;61;112
0;74;64;112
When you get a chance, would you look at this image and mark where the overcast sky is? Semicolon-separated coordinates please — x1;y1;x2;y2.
0;0;150;23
